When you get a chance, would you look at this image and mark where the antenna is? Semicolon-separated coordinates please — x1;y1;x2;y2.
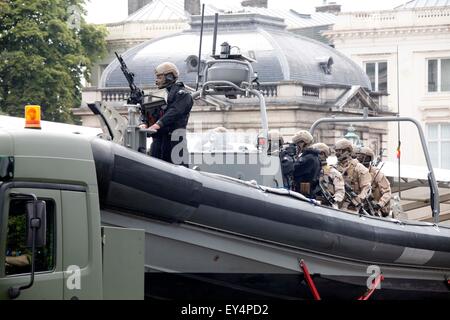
396;45;401;198
212;13;219;56
196;3;205;91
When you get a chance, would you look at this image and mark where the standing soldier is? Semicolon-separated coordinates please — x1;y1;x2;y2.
334;139;372;212
356;146;392;217
292;131;321;198
311;143;345;208
140;62;193;166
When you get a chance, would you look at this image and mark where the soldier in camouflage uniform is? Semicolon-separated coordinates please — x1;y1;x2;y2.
356;146;392;217
311;143;345;209
334;139;372;212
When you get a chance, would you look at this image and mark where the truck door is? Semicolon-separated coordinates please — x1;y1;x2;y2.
61;190;102;300
0;187;63;299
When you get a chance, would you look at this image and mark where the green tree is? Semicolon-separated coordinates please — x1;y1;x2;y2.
0;0;107;123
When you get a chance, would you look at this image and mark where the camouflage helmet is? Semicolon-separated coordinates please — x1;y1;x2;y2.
311;143;331;157
155;62;179;79
212;126;228;133
292;130;313;146
209;126;227;141
335;138;353;152
209;126;228;147
357;146;375;160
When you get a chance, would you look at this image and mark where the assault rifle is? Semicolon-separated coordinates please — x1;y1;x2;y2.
318;180;336;207
364;162;386;217
373;148;385;167
344;182;372;216
279;143;297;189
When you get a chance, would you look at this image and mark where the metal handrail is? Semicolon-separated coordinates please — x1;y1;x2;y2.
309;116;440;224
193;80;268;143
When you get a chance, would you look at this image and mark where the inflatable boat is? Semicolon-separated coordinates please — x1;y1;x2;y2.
94;38;450;299
94;138;450;300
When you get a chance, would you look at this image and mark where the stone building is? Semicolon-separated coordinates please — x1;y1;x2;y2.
76;13;390;153
323;0;450;169
322;0;450;222
85;0;337;90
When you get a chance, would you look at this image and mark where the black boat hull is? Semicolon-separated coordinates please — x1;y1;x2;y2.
145;272;450;300
92;138;450;299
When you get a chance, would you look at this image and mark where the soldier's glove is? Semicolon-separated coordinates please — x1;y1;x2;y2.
372;203;382;211
357;206;369;216
354;197;363;206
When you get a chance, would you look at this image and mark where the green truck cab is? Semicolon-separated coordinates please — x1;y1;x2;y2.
0;129;145;300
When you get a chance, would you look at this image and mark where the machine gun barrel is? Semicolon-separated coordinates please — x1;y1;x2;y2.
115;52;145;106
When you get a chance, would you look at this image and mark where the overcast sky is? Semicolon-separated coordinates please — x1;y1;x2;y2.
84;0;409;24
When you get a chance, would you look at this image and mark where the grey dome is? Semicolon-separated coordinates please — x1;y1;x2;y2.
100;14;371;90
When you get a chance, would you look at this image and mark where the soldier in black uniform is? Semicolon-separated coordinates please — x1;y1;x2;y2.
140;62;193;166
292;130;321;198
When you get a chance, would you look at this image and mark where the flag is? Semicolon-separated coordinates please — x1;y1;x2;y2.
396;142;401;159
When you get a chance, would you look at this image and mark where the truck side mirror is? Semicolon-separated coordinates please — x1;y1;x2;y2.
8;195;47;299
26;200;47;248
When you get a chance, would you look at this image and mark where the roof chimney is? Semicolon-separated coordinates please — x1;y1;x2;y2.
315;1;341;14
185;0;201;15
128;0;152;16
241;0;268;8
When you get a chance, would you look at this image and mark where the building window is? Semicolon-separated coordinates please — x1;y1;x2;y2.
427;58;450;92
365;61;387;92
427;123;450;169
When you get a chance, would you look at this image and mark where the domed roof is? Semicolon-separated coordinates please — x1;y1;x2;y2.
100;13;371;90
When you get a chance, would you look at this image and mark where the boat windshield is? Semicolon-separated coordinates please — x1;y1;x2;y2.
187;131;259;153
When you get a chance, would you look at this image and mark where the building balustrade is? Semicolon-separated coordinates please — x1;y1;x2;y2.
100;83;280;103
302;86;320;98
331;8;450;31
94;83;389;112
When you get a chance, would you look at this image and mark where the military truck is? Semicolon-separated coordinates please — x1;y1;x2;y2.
0;126;145;300
0;43;277;301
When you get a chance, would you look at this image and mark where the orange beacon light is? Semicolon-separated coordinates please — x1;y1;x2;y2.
25;105;41;129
